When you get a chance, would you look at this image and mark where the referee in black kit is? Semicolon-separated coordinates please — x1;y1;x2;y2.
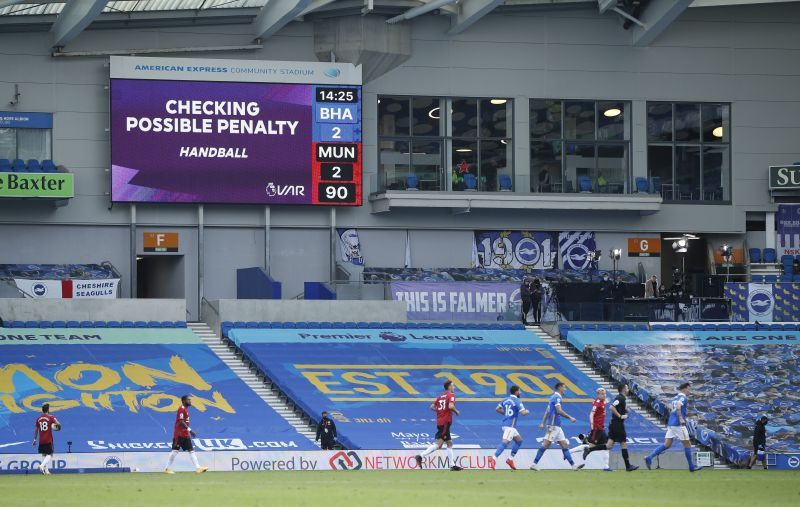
607;384;639;471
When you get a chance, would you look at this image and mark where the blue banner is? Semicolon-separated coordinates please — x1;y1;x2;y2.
0;111;53;129
230;328;664;450
473;231;556;270
558;232;596;271
566;330;800;352
0;330;315;453
777;204;800;256
390;282;521;321
725;282;800;322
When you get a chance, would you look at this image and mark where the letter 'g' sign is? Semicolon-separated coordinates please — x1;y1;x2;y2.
627;238;661;257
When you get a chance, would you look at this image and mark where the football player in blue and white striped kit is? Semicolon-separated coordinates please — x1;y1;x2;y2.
645;382;703;472
530;382;584;471
493;385;530;470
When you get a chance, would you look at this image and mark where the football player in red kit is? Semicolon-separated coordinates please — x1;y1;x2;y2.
165;394;208;474
33;403;61;475
582;387;613;471
415;381;462;471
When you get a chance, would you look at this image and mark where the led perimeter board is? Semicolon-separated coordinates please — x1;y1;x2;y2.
110;56;362;205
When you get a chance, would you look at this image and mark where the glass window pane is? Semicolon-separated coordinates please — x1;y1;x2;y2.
411;140;442;191
480;98;511;138
564;142;595;192
564;101;595;140
0;128;15;160
647;145;672;198
703;146;729;201
452;140;478;191
531;141;562;193
529;99;562;140
597;144;628;194
674;103;700;142
598;101;629;141
378;96;409;136
647;103;672;142
16;129;51;161
675;145;701;200
702;103;730;143
379;139;410;190
412;97;442;137
479;139;511;192
451;98;478;137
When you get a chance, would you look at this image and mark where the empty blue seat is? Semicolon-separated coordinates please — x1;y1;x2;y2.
405;173;418;190
24;320;39;328
42;160;57;173
233;321;246;328
405;322;421;329
730;323;745;330
107;321;121;328
748;248;761;263
678;324;691;331
80;320;94;328
343;322;358;328
354;322;369;329
257;322;272;329
782;323;798;331
702;324;718;330
743;323;757;331
0;159;10;172
622;324;635;331
11;320;25;327
368;322;382;329
319;322;333;328
303;322;320;329
633;323;648;331
174;321;187;328
283;322;297;328
39;320;52;328
122;321;134;328
609;324;622;331
691;324;704;331
221;321;233;328
245;321;259;329
330;322;347;328
763;248;777;263
780;274;793;283
635;177;649;193
147;321;161;328
596;324;611;331
769;323;784;331
781;255;794;265
271;322;285;329
66;320;80;328
379;322;395;329
27;159;42;172
715;323;731;330
161;321;175;328
664;323;679;330
12;159;26;172
133;321;146;328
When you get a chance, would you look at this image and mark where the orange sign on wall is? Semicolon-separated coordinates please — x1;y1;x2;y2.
628;237;661;257
143;232;179;253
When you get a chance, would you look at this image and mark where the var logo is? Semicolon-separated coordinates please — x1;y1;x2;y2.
32;283;47;297
329;451;362;470
265;182;305;197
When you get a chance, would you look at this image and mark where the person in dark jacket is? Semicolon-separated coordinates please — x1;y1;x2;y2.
610;275;627;321
316;411;337;450
748;415;769;469
520;278;532;325
530;279;543;325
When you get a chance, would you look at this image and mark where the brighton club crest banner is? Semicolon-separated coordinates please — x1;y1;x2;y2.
747;283;774;322
472;231;556;270
336;228;363;266
777;204;800;257
558;232;596;271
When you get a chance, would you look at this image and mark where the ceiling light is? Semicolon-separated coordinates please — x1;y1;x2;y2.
428;107;440;119
490;99;507;105
500;139;508;145
456;148;472;153
603;108;622;118
712;126;723;138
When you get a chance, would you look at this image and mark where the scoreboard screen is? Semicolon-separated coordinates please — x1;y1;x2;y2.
110;56;362;205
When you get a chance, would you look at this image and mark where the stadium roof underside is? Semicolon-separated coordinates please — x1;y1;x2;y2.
0;0;795;49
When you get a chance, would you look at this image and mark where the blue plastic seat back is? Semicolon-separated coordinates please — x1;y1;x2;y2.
147;321;161;328
66;320;80;328
702;324;718;331
257;322;272;329
233;321;246;328
121;321;134;328
769;323;784;331
0;159;10;172
763;248;777;263
80;321;94;328
24;320;39;328
635;177;649;192
499;174;512;190
107;321;121;328
690;324;704;331
319;322;334;328
27;159;42;172
39;320;52;328
245;321;259;329
175;321;187;328
42;160;57;173
12;159;26;172
748;248;761;263
283;322;297;329
161;321;175;328
406;174;419;189
743;323;757;331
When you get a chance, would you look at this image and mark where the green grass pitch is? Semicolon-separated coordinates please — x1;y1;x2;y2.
2;470;798;507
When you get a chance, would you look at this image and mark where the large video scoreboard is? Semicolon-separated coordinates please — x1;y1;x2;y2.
110;56;362;205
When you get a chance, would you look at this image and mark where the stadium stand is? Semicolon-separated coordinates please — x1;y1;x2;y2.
0;325;315;452
225;325;663;450
561;328;800;465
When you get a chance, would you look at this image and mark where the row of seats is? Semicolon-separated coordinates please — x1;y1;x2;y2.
559;323;648;334
0;159;58;173
2;320;187;328
652;322;798;331
221;320;524;336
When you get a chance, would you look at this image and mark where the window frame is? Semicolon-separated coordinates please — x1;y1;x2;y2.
529;98;632;194
377;95;514;192
646;101;731;204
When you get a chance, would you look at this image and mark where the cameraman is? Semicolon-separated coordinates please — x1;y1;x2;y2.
316;411;337;450
530;279;543;325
